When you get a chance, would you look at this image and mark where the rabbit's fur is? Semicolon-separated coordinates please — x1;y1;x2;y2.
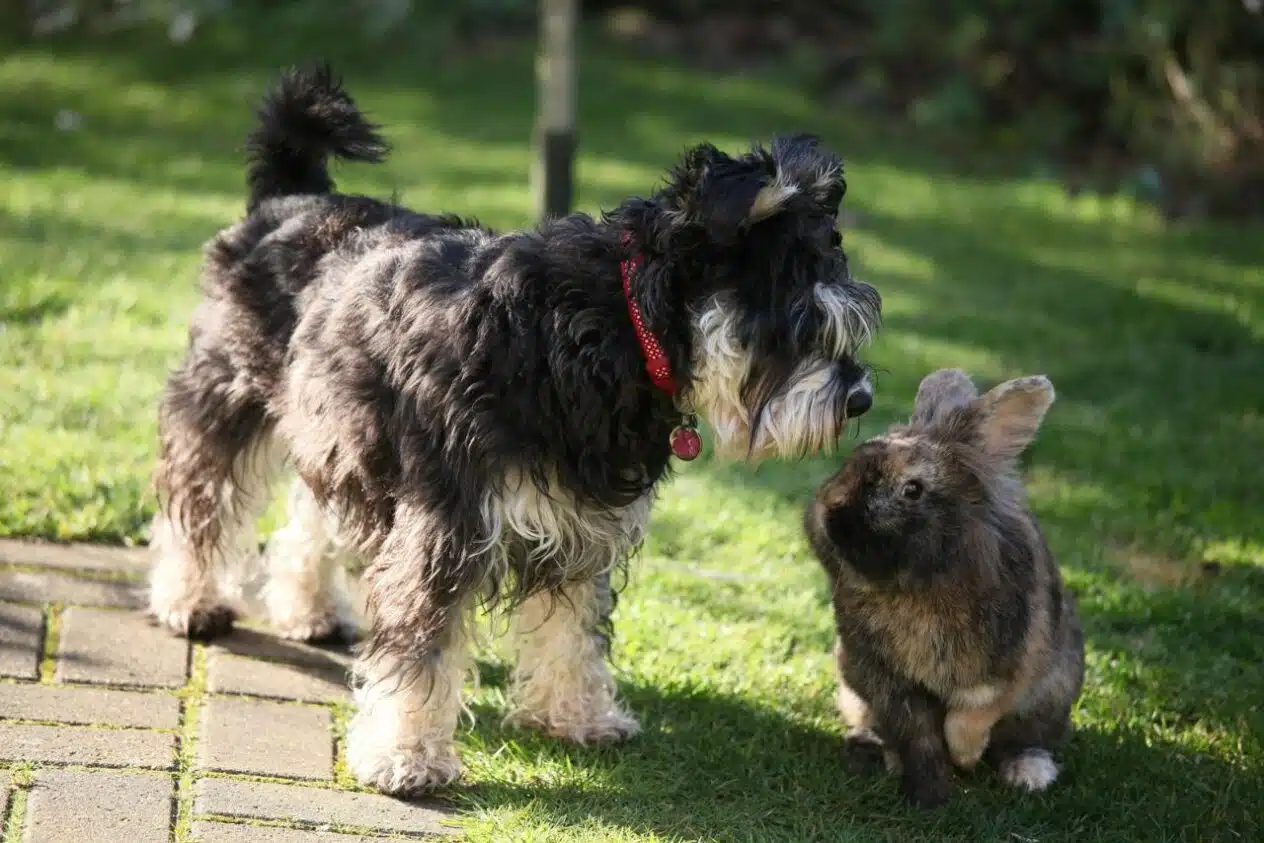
804;369;1085;808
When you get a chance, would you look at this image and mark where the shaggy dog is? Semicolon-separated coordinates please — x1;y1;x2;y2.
148;65;882;796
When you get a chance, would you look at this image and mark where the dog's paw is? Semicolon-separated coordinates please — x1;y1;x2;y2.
999;749;1059;792
348;742;462;798
509;706;641;745
149;602;237;641
273;611;360;646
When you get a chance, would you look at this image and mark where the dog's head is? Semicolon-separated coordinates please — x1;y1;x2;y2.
635;133;881;461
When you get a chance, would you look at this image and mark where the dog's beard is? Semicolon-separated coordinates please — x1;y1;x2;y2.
687;292;876;462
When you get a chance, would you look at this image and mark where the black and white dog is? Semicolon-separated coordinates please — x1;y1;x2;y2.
148;65;881;795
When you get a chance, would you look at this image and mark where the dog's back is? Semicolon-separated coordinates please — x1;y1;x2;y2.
194;65;484;394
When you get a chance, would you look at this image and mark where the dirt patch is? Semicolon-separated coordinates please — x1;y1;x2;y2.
1108;544;1221;590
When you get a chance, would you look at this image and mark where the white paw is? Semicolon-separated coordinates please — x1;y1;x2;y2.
509;705;642;745
347;740;463;796
1000;749;1060;792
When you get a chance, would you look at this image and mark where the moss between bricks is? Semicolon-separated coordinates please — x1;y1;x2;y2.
172;644;207;843
37;605;63;684
198;814;441;839
2;764;34;843
0;717;177;734
2;787;29;843
199;770;351;792
330;701;364;791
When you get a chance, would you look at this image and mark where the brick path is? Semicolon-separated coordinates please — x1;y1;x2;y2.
0;539;459;841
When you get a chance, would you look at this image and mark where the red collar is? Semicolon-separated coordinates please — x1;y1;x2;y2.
620;234;702;461
620;236;678;394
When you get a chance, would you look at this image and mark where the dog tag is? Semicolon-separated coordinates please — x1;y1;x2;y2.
669;424;702;461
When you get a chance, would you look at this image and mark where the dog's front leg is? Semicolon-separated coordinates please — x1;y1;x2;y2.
346;617;469;796
346;516;473;796
508;571;640;744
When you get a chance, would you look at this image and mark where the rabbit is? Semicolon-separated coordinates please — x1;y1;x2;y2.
803;368;1085;808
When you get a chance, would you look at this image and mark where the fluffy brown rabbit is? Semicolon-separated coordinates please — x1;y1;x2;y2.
804;368;1085;808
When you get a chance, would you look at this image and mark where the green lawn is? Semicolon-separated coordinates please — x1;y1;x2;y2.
2;12;1262;842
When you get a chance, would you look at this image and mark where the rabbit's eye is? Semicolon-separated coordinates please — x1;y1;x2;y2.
900;480;924;501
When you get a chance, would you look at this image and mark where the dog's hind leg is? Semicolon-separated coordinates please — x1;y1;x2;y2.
263;477;361;643
507;571;640;744
149;361;285;640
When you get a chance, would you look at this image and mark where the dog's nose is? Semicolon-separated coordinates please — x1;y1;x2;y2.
845;388;872;417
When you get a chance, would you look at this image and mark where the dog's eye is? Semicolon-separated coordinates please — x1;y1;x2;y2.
900;480;924;501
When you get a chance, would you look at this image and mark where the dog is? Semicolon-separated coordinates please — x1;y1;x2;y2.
804;370;1085;808
147;64;882;796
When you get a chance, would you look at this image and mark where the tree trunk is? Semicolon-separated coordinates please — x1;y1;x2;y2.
531;0;578;222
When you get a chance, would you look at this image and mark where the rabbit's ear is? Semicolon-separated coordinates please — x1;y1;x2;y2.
977;376;1055;461
911;368;978;426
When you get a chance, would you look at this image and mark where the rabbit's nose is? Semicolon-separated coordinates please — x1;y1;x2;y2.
845;387;872;417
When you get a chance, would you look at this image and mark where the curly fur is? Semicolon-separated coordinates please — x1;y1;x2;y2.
805;368;1085;809
148;63;882;796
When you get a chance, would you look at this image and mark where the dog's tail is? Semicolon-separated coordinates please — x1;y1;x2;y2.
244;63;390;213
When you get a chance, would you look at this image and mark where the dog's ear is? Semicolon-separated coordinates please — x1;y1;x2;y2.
771;132;843;210
675;144;790;244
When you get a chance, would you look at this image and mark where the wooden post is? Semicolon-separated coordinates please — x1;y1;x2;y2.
531;0;578;222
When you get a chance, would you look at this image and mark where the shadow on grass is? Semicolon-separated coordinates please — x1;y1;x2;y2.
648;502;1264;740
452;670;1260;842
860;208;1264;560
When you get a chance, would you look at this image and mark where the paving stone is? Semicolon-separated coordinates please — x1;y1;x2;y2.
0;539;147;574
0;683;180;729
207;654;350;703
196;778;456;836
207;629;352;703
191;820;402;842
199;698;333;780
56;607;188;688
0;722;175;768
24;769;172;843
212;627;357;669
0;602;43;679
0;568;143;609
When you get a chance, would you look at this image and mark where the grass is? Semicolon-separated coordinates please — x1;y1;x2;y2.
1;9;1262;842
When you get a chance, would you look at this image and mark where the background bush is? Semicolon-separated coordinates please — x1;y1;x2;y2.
7;0;1261;219
588;0;1264;219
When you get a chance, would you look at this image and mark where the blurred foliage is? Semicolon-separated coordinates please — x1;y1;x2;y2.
6;0;1262;218
6;0;535;41
589;0;1264;220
